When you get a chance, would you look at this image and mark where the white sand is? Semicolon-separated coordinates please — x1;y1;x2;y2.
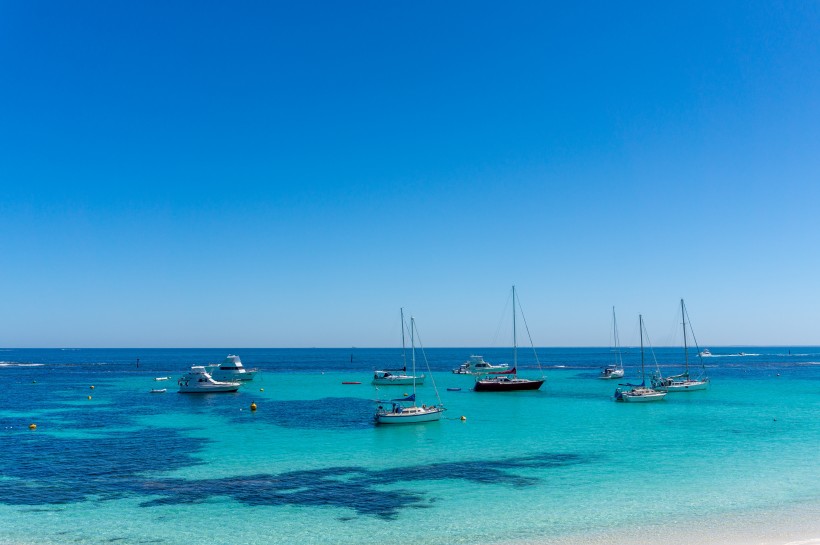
510;500;820;545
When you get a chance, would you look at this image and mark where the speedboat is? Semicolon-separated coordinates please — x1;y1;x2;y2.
699;348;712;357
206;354;258;382
599;364;625;379
452;355;509;374
178;366;240;393
372;370;425;386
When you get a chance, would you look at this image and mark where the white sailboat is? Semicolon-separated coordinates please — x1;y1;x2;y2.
614;315;666;402
372;308;425;386
652;299;709;392
374;315;444;424
599;306;625;379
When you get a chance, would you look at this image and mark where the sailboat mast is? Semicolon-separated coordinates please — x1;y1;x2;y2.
401;308;407;371
512;285;518;375
411;316;416;398
639;314;645;382
681;298;689;373
613;306;623;369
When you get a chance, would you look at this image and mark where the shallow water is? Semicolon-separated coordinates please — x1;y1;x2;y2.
1;347;818;544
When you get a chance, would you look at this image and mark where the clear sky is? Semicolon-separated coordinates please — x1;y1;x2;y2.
1;1;818;348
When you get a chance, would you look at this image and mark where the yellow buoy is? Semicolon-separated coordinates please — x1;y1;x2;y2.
87;395;92;400
29;423;37;430
460;416;467;421
250;402;257;411
90;385;95;390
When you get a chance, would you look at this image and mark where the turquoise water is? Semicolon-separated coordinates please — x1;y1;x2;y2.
1;348;818;544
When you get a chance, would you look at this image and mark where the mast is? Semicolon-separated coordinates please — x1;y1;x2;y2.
681;298;689;374
401;308;407;371
612;306;622;369
410;316;416;399
639;314;645;384
512;285;517;376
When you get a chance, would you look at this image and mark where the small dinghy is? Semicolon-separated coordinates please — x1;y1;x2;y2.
154;377;170;381
150;388;167;393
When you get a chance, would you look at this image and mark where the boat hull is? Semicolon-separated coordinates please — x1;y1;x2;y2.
178;384;239;393
599;371;625;379
474;379;544;392
658;380;709;392
375;408;444;424
620;392;666;402
372;375;425;386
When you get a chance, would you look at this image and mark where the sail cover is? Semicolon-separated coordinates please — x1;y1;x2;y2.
489;367;516;375
391;393;415;402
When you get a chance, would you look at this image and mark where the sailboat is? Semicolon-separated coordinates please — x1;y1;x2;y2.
474;286;545;392
651;299;709;392
599;306;625;379
614;315;666;402
372;308;425;386
374;315;445;424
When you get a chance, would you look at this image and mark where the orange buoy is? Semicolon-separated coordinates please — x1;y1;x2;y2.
29;423;37;430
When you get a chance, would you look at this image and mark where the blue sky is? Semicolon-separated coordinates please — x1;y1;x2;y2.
1;1;818;347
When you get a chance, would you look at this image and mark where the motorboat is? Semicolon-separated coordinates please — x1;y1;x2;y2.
452;355;509;374
699;348;712;357
372;370;425;386
178;366;241;393
206;354;258;382
599;364;625;379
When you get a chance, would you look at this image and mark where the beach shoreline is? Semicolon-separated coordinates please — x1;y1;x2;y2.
509;499;820;545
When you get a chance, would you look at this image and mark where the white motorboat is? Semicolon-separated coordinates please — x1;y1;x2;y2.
372;370;425;386
599;364;625;379
699;348;712;357
452;355;509;375
178;366;240;393
207;354;258;382
614;315;666;403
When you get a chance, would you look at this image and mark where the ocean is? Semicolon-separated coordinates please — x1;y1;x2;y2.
1;347;818;544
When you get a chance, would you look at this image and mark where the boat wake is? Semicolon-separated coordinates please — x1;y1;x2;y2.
0;362;44;367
